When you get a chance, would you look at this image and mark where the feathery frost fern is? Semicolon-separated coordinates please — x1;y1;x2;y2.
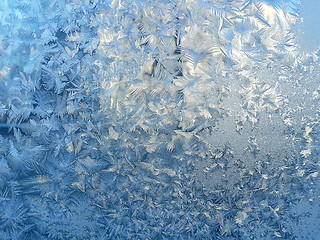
0;0;319;239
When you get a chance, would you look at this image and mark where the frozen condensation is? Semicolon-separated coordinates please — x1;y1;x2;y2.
0;0;319;239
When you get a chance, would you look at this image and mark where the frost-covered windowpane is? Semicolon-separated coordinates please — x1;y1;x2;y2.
0;0;319;239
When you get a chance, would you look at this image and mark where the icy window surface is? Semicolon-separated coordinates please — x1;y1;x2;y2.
0;0;319;239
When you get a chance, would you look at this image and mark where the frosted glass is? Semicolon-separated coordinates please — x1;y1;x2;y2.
0;0;319;239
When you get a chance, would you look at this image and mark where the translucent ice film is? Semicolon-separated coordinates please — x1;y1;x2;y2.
0;0;319;239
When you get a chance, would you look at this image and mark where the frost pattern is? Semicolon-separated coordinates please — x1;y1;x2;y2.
0;0;319;239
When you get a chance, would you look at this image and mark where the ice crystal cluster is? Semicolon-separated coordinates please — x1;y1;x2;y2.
0;0;319;239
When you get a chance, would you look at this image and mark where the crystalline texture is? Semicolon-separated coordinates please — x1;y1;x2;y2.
0;0;319;239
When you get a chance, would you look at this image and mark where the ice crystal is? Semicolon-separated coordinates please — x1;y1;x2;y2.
0;0;319;239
